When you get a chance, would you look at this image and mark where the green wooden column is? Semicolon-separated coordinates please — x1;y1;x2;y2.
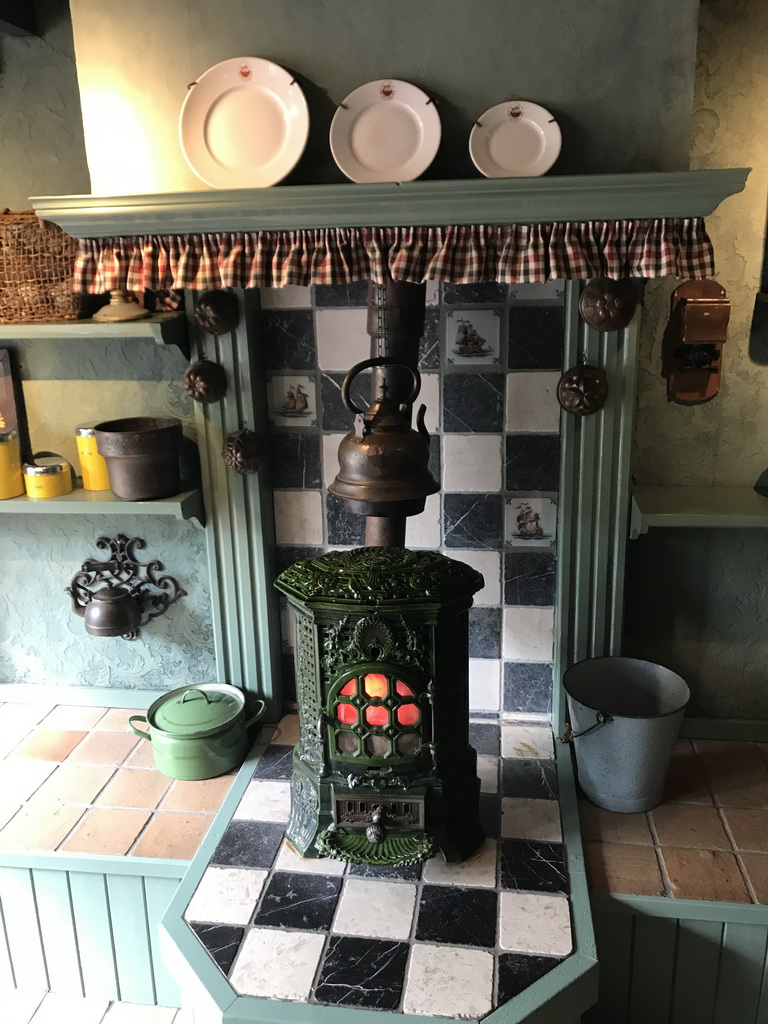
553;280;640;729
187;290;282;720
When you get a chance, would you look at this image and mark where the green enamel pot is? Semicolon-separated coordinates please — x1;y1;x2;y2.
129;683;265;780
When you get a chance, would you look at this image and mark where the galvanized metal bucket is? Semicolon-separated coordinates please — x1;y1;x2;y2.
563;657;690;813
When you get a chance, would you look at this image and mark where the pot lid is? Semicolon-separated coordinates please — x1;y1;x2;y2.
150;684;244;736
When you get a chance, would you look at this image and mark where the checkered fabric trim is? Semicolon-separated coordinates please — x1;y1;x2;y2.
73;219;714;292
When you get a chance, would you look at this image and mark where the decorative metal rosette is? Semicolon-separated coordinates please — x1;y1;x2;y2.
579;277;637;332
183;358;227;404
222;428;266;474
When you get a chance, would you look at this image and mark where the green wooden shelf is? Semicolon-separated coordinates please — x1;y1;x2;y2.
0;485;204;527
0;312;189;358
30;169;749;238
630;486;768;538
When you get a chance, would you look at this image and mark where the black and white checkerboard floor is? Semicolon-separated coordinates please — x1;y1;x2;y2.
183;717;571;1020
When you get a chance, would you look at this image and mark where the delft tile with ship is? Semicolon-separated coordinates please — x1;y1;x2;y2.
268;375;318;427
446;309;501;365
505;497;557;549
182;717;572;1021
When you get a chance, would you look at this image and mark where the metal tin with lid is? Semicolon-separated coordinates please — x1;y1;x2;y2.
23;456;73;499
128;683;266;779
75;423;111;491
0;429;24;499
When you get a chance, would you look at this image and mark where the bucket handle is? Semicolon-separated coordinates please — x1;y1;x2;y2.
558;711;613;743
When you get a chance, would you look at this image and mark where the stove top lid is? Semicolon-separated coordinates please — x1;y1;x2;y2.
275;546;484;606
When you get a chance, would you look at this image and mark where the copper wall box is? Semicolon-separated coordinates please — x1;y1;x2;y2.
67;535;185;639
557;357;609;416
579;277;637;331
194;290;240;335
183;358;227;404
223;428;266;474
329;356;439;517
666;279;730;403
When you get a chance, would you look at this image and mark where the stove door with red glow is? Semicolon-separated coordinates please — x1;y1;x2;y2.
330;668;427;764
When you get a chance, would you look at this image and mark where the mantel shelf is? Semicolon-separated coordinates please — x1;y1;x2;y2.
0;313;189;358
30;168;749;238
630;486;768;538
0;485;204;527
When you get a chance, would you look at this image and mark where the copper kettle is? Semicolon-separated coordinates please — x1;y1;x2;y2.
69;584;142;638
329;356;439;516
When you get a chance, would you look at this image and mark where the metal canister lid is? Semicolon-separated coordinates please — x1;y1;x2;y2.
23;457;69;476
75;424;97;437
0;429;18;444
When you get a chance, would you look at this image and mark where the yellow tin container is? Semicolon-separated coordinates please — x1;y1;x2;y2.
0;429;24;499
23;456;74;499
75;424;111;491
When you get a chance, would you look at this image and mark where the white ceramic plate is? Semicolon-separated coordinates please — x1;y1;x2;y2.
179;56;309;188
469;100;561;178
329;79;441;184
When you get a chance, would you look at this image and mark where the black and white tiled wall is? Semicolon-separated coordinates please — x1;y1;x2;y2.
184;717;572;1019
262;281;565;719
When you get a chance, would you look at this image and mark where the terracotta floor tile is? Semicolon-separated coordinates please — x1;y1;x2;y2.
578;800;653;845
161;774;235;813
14;729;88;762
65;731;138;766
0;703;54;729
130;812;213;859
661;848;751;902
93;708;146;731
650;804;731;850
706;768;768;809
33;764;116;805
95;768;171;809
0;803;20;829
740;854;768;903
663;760;714;804
722;808;768;853
124;740;157;768
39;706;108;731
692;740;766;772
0;802;84;852
0;758;58;802
584;841;664;896
61;807;151;855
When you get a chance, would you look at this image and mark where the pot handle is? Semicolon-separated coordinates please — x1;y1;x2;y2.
244;699;267;729
341;356;421;418
181;689;213;705
128;715;151;741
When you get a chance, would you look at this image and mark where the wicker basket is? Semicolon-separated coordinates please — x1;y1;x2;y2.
0;210;82;322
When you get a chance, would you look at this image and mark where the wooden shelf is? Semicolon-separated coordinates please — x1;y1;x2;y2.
0;485;204;527
30;169;749;238
630;486;768;538
0;313;189;358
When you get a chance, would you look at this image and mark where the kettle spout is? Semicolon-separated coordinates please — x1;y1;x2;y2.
415;403;430;442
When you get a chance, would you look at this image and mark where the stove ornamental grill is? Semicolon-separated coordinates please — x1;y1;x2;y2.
275;546;485;866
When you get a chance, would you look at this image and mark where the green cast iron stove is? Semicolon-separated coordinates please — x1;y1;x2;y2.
276;545;485;866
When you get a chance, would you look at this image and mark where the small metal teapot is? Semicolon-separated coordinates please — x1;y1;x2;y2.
70;584;142;638
329;356;439;516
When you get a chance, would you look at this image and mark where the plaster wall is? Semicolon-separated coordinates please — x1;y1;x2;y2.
67;0;700;194
626;0;768;719
0;0;89;208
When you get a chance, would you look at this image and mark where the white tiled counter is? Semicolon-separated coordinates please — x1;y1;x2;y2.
160;717;597;1024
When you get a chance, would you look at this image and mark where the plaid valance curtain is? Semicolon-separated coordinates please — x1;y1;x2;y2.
74;218;714;293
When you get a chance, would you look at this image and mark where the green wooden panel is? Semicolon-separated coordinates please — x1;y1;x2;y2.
32;868;83;996
583;910;633;1023
628;915;677;1024
713;922;768;1024
0;892;16;989
106;873;155;1004
671;919;723;1024
145;874;183;1008
69;871;120;1001
0;867;48;991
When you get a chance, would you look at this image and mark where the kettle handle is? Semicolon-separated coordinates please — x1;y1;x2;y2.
341;356;421;418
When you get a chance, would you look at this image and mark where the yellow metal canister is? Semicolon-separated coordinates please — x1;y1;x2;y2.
23;456;74;499
75;424;111;491
0;429;24;499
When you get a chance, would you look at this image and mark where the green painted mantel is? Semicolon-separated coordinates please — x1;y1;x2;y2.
31;169;749;238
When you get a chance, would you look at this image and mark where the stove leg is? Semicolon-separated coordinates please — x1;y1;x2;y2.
365;516;406;547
